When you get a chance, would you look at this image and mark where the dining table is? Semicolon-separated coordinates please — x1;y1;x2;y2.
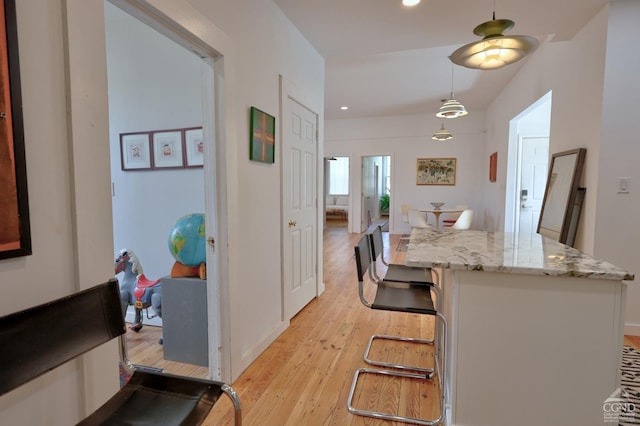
418;208;464;228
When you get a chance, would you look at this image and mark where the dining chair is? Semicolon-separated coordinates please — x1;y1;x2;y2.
446;209;473;230
400;204;412;224
441;204;468;226
0;279;242;426
408;209;432;229
347;235;446;425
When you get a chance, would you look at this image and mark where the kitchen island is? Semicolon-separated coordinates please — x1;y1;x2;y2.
406;229;634;426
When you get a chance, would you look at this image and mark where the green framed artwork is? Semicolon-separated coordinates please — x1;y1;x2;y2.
250;106;275;163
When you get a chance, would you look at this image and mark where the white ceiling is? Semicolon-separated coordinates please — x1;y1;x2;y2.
273;0;609;120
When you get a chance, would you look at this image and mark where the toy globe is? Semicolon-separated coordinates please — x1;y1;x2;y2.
168;213;206;267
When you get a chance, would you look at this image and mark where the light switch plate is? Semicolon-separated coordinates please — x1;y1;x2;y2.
618;177;630;194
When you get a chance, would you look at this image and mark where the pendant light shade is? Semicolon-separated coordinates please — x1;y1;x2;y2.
449;16;538;70
436;98;467;118
432;124;453;141
436;63;467;118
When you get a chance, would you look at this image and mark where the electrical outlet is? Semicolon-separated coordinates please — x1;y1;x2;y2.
618;177;630;194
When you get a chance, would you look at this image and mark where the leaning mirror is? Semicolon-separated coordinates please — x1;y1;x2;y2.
537;148;586;246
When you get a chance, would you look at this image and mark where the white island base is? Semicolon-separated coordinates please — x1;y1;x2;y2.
405;229;633;426
445;269;625;426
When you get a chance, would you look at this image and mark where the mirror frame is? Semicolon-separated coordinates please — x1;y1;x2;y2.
537;148;586;245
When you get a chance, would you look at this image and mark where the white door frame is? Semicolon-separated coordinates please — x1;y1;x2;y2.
514;135;549;233
356;154;392;233
280;75;324;320
109;0;233;382
505;92;552;233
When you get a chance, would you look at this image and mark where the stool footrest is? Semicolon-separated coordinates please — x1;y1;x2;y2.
364;334;434;374
347;368;444;426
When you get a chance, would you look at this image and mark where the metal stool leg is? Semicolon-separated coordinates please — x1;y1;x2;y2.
348;312;447;425
364;334;434;374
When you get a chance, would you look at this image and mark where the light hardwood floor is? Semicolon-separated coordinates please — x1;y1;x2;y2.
127;228;637;425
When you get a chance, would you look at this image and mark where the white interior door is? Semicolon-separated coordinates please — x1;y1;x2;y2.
361;156;376;231
282;94;318;320
518;136;549;233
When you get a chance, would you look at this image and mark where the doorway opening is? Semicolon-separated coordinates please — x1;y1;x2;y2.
505;91;552;233
325;156;349;229
104;0;227;380
361;155;391;232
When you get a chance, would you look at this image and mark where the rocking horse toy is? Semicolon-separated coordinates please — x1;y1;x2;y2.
114;249;161;333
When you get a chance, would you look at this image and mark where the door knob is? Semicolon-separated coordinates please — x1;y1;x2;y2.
207;237;215;247
288;219;297;227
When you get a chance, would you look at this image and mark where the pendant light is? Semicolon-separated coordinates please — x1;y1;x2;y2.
436;63;467;118
432;123;453;141
449;11;539;70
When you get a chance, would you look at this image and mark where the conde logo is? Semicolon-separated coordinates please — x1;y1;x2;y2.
603;388;636;423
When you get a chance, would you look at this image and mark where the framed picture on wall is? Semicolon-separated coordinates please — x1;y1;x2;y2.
120;132;151;170
184;127;204;167
0;0;31;259
489;152;497;182
152;130;183;169
249;106;275;163
416;158;456;185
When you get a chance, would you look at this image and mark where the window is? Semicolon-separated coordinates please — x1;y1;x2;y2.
328;156;349;195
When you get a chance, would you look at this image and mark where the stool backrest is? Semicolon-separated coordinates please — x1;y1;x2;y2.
369;226;383;261
354;235;372;282
0;279;125;396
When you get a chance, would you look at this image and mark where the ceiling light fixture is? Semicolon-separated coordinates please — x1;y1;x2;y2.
340;106;349;110
402;0;421;6
449;11;539;70
432;123;453;141
436;64;468;118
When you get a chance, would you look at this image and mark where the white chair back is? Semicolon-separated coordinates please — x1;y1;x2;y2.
408;209;431;229
400;204;412;224
452;209;473;230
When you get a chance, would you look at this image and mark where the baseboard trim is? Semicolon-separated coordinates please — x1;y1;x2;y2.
625;323;640;336
239;320;289;373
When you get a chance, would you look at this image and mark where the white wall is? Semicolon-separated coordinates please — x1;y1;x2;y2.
326;112;486;234
0;0;323;423
0;1;116;424
106;3;205;280
327;3;640;333
186;0;324;376
485;6;609;252
594;0;640;335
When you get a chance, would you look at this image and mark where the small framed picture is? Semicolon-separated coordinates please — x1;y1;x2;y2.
489;152;497;182
416;158;456;185
152;130;183;169
184;127;204;167
120;132;151;171
249;106;275;163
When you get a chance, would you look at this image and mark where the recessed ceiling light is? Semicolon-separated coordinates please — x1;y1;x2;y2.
402;0;421;6
340;106;349;110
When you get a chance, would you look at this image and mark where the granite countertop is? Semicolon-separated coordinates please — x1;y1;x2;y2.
405;229;635;281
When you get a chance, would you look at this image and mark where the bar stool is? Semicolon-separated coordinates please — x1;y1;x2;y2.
347;235;447;425
368;225;436;285
365;226;442;372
